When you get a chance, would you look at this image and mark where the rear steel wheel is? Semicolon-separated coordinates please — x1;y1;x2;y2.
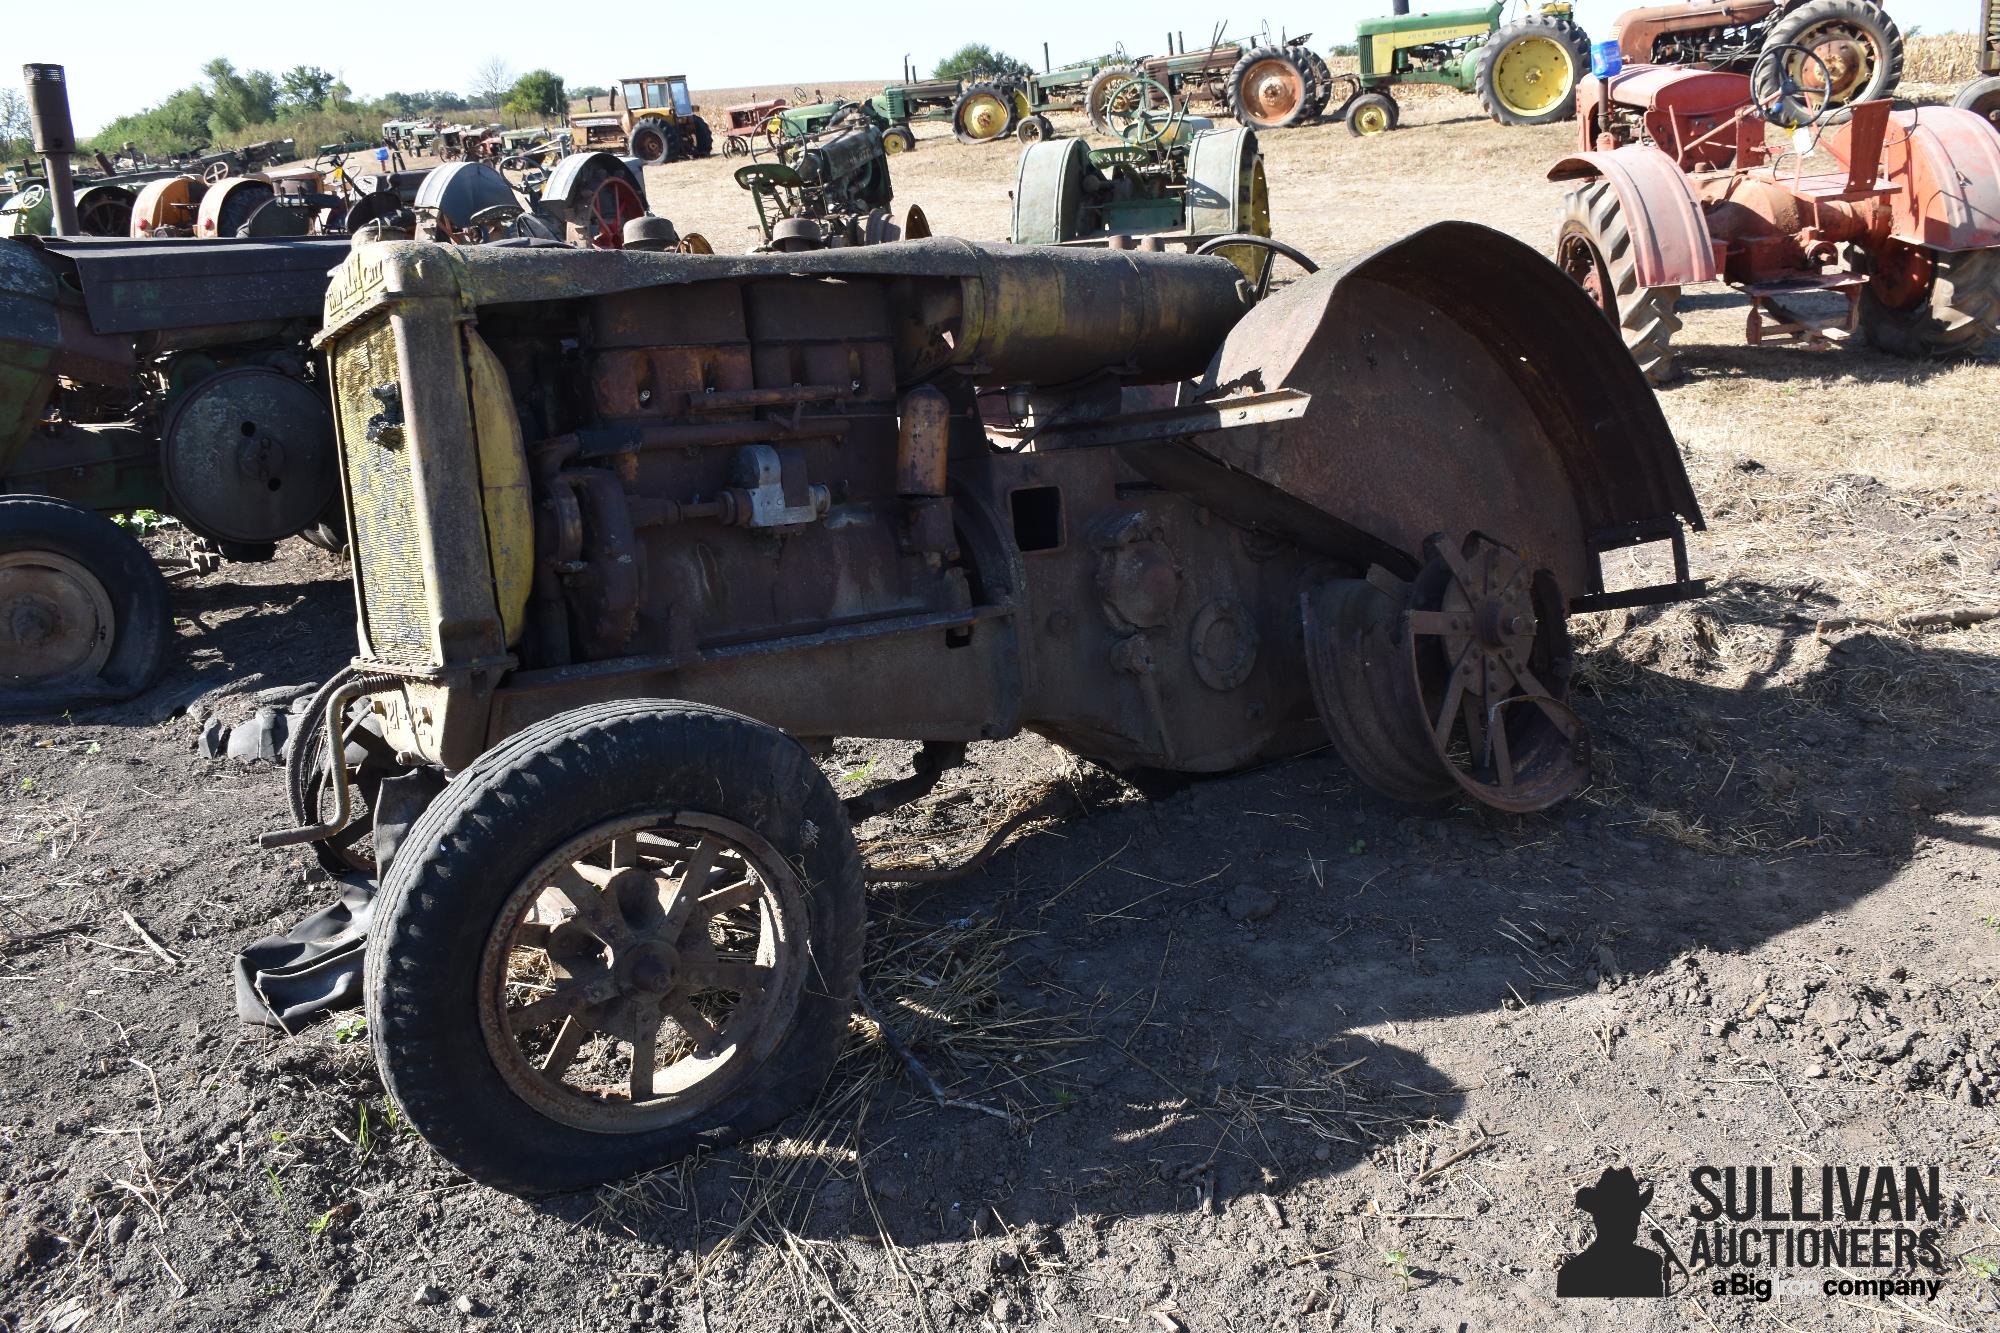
1305;534;1589;814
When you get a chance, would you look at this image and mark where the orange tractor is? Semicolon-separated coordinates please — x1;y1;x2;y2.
1548;44;2000;380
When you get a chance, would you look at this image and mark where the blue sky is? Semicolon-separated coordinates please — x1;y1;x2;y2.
4;0;1978;135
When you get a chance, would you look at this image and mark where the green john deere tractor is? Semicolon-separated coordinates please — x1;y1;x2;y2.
1338;0;1592;136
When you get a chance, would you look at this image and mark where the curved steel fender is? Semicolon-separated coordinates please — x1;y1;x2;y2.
1181;221;1703;607
1010;138;1088;245
1548;147;1718;287
1185;127;1264;238
540;150;646;209
1829;106;2000;251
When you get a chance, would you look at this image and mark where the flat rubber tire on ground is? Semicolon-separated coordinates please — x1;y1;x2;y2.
363;698;865;1194
0;496;170;709
1752;0;1904;122
1476;16;1592;126
1555;180;1683;382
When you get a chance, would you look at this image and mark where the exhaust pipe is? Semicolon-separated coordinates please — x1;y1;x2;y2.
1393;0;1411;11
23;63;80;236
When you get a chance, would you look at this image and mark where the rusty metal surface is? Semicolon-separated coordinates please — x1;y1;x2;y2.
1201;221;1702;602
308;226;1702;815
29;235;347;335
1547;146;1720;287
1834;105;2000;251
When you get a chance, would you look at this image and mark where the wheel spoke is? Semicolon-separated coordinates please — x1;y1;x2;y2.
1432;670;1467;749
659;837;721;933
1489;712;1516;787
548;865;631;945
683;957;772;993
695;876;760;918
508;975;604;1035
665;997;723;1057
540;1015;587;1075
629;1025;657;1101
1501;660;1581;739
1405;609;1459;638
1460;686;1486;760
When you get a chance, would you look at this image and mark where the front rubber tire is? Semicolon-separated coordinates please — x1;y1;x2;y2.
364;699;865;1194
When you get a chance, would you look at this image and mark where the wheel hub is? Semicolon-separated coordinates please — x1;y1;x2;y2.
478;814;802;1133
0;551;114;687
1245;62;1304;120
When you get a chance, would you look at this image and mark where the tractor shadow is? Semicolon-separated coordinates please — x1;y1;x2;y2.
1665;288;1999;382
543;577;1999;1252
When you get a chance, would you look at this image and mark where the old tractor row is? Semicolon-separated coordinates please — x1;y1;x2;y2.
261;214;1705;1193
1549;47;2000;380
0;66;681;713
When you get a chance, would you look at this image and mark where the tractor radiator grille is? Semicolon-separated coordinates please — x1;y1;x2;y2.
334;317;433;667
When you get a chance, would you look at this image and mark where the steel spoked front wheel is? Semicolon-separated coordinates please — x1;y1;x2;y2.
363;699;864;1194
481;811;808;1134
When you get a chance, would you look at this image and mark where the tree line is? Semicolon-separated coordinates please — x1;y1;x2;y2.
15;57;582;160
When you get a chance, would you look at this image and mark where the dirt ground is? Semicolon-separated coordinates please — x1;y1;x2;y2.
5;82;2000;1333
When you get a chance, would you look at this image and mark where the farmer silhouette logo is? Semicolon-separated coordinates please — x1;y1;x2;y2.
1557;1167;1670;1298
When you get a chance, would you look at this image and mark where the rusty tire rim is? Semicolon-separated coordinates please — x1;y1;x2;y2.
1868;239;1936;312
1403;533;1589;813
1241;59;1306;124
632;127;666;161
1797;24;1874;103
478;811;808;1135
1556;227;1614;320
579;173;646;249
0;550;115;688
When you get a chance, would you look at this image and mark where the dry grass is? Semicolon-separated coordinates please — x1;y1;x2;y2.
1902;33;1984;86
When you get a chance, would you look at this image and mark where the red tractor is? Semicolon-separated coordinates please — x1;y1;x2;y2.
1549;46;2000;380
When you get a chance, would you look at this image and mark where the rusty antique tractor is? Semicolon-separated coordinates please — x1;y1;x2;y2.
264;226;1703;1191
1609;0;1904;116
1550;51;2000;379
733;123;930;252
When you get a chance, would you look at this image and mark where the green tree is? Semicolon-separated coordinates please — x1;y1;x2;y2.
503;69;567;118
279;65;337;112
932;44;1033;81
0;89;28;157
571;84;609;101
202;58;277;136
